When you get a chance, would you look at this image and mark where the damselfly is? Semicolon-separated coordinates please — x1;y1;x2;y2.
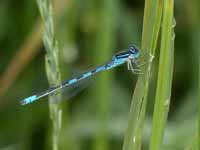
21;45;144;105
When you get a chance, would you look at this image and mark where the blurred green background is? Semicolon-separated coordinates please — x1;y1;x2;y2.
0;0;198;150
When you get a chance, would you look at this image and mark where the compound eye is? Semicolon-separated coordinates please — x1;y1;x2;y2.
130;47;135;53
130;46;139;55
129;46;140;58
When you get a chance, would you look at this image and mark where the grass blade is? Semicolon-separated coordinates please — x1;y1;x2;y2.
91;1;117;150
185;134;198;150
36;0;62;149
149;0;175;149
196;0;200;149
123;0;163;149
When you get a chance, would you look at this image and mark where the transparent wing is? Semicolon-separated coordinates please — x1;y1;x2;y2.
21;75;93;105
54;76;93;102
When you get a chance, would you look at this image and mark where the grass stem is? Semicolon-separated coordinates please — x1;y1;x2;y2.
36;0;62;149
196;0;200;149
91;1;117;150
123;0;163;149
149;0;175;149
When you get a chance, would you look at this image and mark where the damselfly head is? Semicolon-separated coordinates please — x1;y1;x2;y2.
129;46;140;59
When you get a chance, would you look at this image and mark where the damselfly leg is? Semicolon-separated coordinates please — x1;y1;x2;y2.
127;59;143;74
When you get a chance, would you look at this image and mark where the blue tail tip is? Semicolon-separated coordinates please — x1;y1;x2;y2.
20;95;37;105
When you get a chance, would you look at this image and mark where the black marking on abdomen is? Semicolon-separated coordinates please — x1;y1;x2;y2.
76;75;84;80
91;69;97;74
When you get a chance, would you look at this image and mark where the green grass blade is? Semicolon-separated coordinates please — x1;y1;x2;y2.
91;1;117;150
123;0;163;149
197;0;200;149
149;0;175;149
36;0;62;150
184;134;198;150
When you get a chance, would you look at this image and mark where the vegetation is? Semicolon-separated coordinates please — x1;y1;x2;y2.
0;0;198;150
